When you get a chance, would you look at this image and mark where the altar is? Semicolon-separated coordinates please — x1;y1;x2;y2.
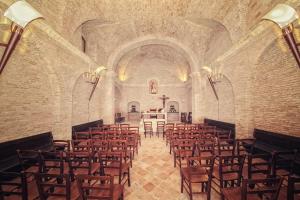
140;112;166;132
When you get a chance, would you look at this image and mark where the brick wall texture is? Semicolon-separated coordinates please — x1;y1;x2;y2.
0;0;299;142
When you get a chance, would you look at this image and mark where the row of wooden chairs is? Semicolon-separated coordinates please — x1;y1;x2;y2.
0;172;124;200
168;133;300;200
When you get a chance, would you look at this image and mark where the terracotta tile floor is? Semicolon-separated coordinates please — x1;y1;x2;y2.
124;135;220;200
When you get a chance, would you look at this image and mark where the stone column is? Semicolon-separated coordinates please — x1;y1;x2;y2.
101;70;116;124
190;71;204;123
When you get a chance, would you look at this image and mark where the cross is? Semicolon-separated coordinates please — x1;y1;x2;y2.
159;94;170;108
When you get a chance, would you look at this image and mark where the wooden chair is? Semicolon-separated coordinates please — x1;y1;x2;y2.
287;175;300;200
74;131;90;140
197;139;215;157
221;177;283;200
173;139;195;168
213;155;246;194
247;153;273;180
68;151;100;181
180;156;215;200
17;150;41;178
109;139;132;168
38;150;66;176
144;121;153;138
35;173;79;200
98;151;130;186
156;121;165;138
0;171;28;200
216;138;236;157
71;139;92;152
76;175;124;200
271;150;297;178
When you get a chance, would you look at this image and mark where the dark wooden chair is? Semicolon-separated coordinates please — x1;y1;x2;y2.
287;175;300;200
74;131;90;140
180;156;215;200
38;151;66;176
35;173;79;200
68;151;100;181
271;150;297;178
221;177;283;200
216;138;236;157
98;151;130;187
247;153;273;180
213;155;246;195
0;171;28;200
76;175;124;200
109;139;132;167
173;139;195;168
16;150;41;181
71;139;92;152
144;121;153;138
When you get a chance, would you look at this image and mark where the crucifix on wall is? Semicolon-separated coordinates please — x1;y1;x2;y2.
159;94;170;108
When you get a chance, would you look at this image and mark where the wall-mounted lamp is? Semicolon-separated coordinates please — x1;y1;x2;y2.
202;66;219;100
262;4;300;69
0;1;42;74
84;66;107;101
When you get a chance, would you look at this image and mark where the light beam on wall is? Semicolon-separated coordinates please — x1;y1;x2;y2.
262;4;300;69
0;1;43;75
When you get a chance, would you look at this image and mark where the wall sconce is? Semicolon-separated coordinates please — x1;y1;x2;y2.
202;66;219;100
84;66;107;101
263;4;300;69
0;1;42;75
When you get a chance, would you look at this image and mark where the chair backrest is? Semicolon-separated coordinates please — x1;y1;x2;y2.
68;151;94;177
187;155;215;192
241;177;283;200
76;175;114;200
197;139;215;157
71;139;92;152
16;149;41;172
272;150;297;177
217;138;236;156
144;121;152;131
219;155;246;188
35;173;71;200
98;151;123;176
39;150;64;175
0;171;28;200
288;175;300;200
248;153;272;180
74;131;90;140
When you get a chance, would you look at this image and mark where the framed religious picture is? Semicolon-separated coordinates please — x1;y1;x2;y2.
149;79;158;94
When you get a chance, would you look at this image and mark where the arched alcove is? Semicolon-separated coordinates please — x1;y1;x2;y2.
167;101;179;113
128;101;140;113
204;74;235;123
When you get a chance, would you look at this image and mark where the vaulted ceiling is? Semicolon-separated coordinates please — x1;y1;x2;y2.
26;0;285;79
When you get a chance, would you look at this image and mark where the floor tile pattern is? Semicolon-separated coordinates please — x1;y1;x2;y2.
124;136;220;200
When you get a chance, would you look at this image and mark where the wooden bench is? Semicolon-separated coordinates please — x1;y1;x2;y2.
252;129;300;175
0;132;54;172
72;119;103;139
204;118;235;139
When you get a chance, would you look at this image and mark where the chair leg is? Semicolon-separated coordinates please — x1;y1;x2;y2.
181;175;184;193
189;182;193;200
127;168;131;187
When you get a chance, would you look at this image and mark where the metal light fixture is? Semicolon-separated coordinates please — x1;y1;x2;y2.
263;4;300;69
84;66;107;101
202;66;219;100
0;0;42;74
